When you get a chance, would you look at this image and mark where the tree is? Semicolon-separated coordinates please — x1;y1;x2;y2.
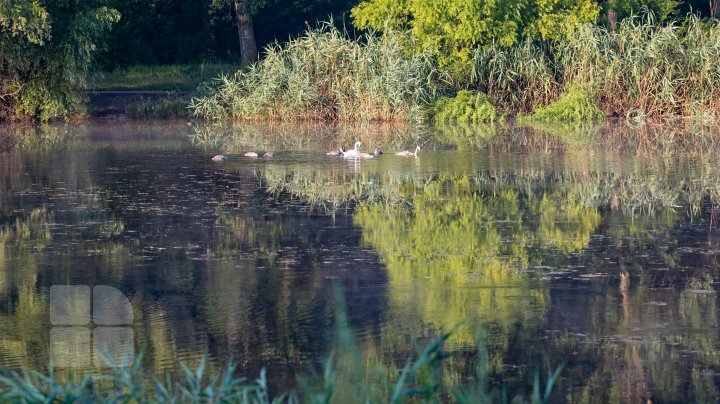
351;0;600;79
210;0;265;66
233;0;258;66
1;0;119;120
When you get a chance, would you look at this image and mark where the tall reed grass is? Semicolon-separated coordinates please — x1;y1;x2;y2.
472;15;720;119
189;23;445;123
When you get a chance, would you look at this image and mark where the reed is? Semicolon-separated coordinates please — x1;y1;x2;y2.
472;14;720;121
190;23;445;123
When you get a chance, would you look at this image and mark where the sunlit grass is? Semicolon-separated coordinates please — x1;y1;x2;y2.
90;64;240;91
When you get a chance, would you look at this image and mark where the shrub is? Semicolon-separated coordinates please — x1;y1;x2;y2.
0;1;119;121
531;86;605;122
433;91;502;124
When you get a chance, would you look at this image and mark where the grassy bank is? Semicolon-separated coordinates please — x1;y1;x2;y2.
190;16;720;125
90;64;239;91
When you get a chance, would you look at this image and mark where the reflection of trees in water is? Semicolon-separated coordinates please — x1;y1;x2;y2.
265;162;720;399
0;145;386;384
2;124;720;398
353;176;601;382
435;120;720;158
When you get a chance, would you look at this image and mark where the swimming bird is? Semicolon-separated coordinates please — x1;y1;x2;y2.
211;154;227;161
326;147;346;156
244;152;258;157
342;141;363;159
395;146;420;157
263;152;276;158
374;148;383;156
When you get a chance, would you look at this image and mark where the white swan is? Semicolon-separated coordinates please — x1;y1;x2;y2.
342;141;363;159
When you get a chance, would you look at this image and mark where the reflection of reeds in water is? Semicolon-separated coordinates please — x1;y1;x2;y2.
439;117;720;154
260;156;720;217
189;121;432;153
0;209;53;245
262;166;419;210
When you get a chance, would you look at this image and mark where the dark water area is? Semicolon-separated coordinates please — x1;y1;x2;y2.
1;120;720;402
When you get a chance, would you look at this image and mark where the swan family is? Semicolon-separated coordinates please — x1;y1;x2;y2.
328;141;417;159
212;142;419;161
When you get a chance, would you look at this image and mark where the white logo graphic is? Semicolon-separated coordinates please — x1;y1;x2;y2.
49;285;134;368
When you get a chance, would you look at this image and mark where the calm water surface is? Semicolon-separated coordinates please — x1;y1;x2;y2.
1;121;719;402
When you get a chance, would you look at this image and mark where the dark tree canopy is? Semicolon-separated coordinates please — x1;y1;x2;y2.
99;0;357;68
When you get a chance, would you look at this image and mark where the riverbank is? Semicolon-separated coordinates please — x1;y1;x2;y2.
189;17;720;126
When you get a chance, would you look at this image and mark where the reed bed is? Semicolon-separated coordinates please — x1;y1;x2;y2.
189;24;445;123
473;15;720;119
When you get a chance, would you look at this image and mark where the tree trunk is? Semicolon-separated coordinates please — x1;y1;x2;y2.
234;0;258;66
203;0;215;59
711;0;720;18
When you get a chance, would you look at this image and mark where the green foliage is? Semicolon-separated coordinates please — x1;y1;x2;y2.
351;0;600;79
0;0;49;44
190;24;444;122
0;0;119;120
531;86;605;122
433;91;502;124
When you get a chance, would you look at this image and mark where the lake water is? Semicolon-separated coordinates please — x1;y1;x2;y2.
1;120;719;402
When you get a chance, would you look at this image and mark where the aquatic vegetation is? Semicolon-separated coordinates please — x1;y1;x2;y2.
189;24;444;123
530;86;605;123
557;15;720;118
433;91;503;124
471;41;559;114
188;16;720;126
